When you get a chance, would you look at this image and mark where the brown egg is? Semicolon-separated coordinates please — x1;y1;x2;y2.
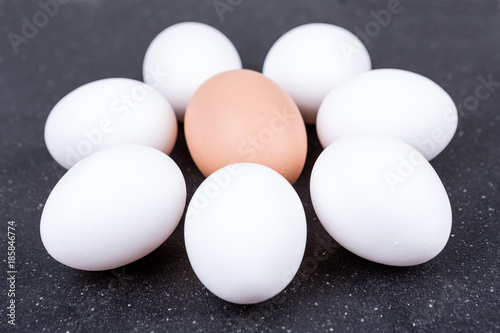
184;69;307;184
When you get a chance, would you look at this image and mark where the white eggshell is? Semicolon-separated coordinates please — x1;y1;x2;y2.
40;145;186;271
316;68;458;160
184;163;307;304
310;136;452;266
262;23;371;124
143;21;242;121
44;78;178;169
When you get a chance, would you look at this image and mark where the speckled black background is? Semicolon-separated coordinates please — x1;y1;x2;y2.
1;0;499;332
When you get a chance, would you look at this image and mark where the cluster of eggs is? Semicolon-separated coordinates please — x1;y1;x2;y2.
41;22;457;305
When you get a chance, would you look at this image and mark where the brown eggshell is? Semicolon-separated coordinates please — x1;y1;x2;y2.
184;69;307;184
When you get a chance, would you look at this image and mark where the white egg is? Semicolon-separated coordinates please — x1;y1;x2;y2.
310;135;452;266
44;78;178;169
184;163;307;304
143;21;242;121
40;145;186;271
262;23;371;124
316;68;458;160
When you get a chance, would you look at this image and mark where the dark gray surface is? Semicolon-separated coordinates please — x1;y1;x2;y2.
1;0;499;332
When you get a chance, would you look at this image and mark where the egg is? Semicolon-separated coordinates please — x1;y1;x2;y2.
316;68;458;160
310;135;452;266
263;23;371;124
184;163;307;304
184;69;307;184
40;145;186;271
44;78;177;169
143;22;242;121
